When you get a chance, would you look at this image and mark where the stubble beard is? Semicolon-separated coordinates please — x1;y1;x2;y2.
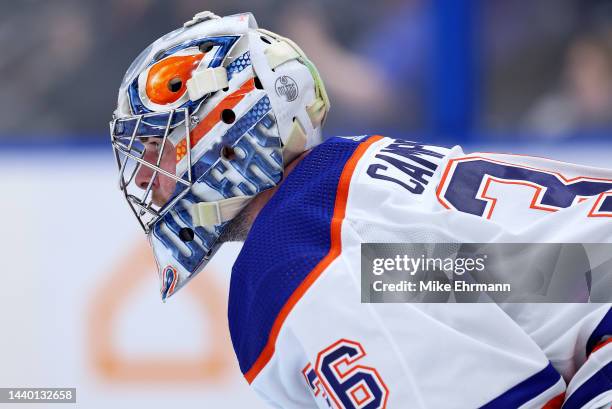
216;186;277;244
217;204;255;243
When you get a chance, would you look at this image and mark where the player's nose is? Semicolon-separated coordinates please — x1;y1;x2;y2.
135;149;159;190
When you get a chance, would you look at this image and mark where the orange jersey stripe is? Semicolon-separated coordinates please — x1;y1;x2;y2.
542;392;565;409
589;337;612;356
244;135;384;384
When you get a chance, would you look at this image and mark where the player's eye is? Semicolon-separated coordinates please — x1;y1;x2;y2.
139;138;161;150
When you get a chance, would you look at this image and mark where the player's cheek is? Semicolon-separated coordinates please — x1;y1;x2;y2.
161;175;177;198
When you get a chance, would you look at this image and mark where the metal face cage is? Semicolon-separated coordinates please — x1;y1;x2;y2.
110;108;193;234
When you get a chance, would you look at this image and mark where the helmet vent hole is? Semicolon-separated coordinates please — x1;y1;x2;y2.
254;77;263;89
222;86;229;92
260;36;272;44
179;227;195;242
199;41;215;53
221;109;236;124
221;145;237;160
168;77;183;92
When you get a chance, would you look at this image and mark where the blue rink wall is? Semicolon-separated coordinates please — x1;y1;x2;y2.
0;136;610;409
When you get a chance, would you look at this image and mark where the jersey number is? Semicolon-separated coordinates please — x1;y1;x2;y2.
314;339;388;409
436;156;612;219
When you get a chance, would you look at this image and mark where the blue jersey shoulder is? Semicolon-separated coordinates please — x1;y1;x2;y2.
228;136;365;375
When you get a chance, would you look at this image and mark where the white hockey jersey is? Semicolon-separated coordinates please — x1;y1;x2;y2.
228;135;612;409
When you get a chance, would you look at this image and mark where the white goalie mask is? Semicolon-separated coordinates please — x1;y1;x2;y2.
110;11;329;301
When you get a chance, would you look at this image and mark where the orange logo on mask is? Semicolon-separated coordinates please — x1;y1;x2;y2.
145;54;204;105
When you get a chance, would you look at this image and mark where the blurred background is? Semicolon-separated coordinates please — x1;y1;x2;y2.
3;0;612;141
1;0;612;408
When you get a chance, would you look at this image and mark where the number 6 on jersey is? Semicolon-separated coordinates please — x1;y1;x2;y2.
315;339;389;409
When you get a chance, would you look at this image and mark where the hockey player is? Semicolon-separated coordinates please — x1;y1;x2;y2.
110;12;612;408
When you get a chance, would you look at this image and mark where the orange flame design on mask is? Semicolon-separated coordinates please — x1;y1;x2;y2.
145;54;204;105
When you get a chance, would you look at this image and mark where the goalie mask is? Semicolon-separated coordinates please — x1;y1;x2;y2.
110;11;329;301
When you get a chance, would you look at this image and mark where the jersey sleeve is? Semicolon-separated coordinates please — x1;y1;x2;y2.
495;304;612;408
261;252;569;408
550;306;612;409
564;343;612;409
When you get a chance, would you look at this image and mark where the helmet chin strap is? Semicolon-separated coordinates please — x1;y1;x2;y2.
190;195;253;227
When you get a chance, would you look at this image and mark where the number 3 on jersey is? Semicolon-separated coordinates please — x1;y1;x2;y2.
310;339;389;409
437;156;612;219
